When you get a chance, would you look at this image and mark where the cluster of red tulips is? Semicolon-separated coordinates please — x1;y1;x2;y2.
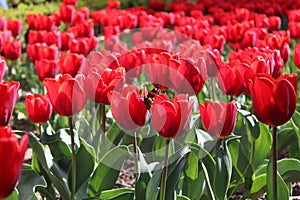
0;0;299;199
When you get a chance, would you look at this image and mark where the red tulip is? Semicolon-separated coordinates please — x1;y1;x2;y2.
67;20;94;38
69;37;98;56
59;4;76;24
0;126;28;199
269;16;281;31
84;67;125;105
3;40;21;61
62;0;77;5
0;56;7;81
43;74;86;116
149;0;165;11
151;94;193;139
34;59;59;81
28;30;45;44
59;52;85;77
43;31;61;49
0;81;19;126
250;73;297;126
0;17;7;31
60;32;75;51
27;43;59;62
288;21;300;39
25;94;52;124
199;101;237;138
294;44;300;69
108;86;148;130
107;0;121;9
6;19;22;37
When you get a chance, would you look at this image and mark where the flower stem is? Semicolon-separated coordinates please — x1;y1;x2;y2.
160;139;170;200
272;126;278;200
68;117;76;200
38;123;42;138
100;104;106;156
133;131;139;176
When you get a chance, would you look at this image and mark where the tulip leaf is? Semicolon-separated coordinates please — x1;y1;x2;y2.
68;139;96;194
4;189;19;200
238;109;260;139
266;158;289;200
87;145;129;197
98;188;134;200
213;142;232;200
291;110;300;152
176;195;191;200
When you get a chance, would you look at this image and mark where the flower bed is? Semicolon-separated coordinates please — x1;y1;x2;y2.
0;0;299;199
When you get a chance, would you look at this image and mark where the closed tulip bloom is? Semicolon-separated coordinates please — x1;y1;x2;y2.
250;73;297;126
0;56;7;81
34;59;59;81
108;86;148;130
199;101;237;138
84;67;125;105
0;126;28;199
3;40;21;61
25;94;52;124
269;16;281;31
7;19;22;37
294;44;300;69
151;94;193;139
28;30;45;44
62;0;77;5
59;4;75;24
59;52;85;77
107;0;121;9
0;81;20;126
60;32;74;51
43;74;86;117
43;31;61;49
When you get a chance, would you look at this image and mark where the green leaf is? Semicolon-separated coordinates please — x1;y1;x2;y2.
177;195;191;200
251;174;266;196
266;158;289;200
87;145;129;197
68;139;96;193
99;188;134;200
239;109;260;139
4;189;18;200
186;151;199;180
214;143;232;200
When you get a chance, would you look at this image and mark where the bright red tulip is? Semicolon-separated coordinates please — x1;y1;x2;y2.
151;94;193;139
59;4;76;24
0;126;28;199
6;19;22;37
43;31;61;49
0;56;7;81
60;32;74;51
62;0;77;5
0;81;19;126
250;73;297;126
294;44;300;69
199;101;237;138
288;21;300;39
84;67;125;105
28;30;45;44
43;74;86;116
69;37;98;56
107;0;121;9
25;94;52;124
59;52;85;77
34;59;59;81
3;40;21;61
27;43;59;62
108;86;148;130
269;16;281;31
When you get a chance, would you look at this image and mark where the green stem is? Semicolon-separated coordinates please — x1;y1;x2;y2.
133;131;139;176
38;123;43;138
272;126;278;200
68;117;76;200
210;78;216;101
100;104;106;156
160;139;170;200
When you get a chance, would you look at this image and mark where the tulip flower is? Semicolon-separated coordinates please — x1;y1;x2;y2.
27;43;59;62
62;0;77;5
43;74;86;117
108;86;148;130
34;59;59;82
59;4;76;24
6;19;22;37
250;73;297;126
0;56;7;81
151;94;193;139
0;81;20;126
0;126;28;199
107;0;121;9
3;40;21;61
84;67;125;105
269;16;281;31
25;94;52;124
199;101;237;138
60;32;75;51
42;31;61;49
28;30;45;44
59;52;85;77
149;0;165;11
294;44;300;69
0;16;7;31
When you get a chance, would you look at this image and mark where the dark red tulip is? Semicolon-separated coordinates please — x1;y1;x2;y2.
25;94;52;124
199;101;237;138
250;73;297;126
149;0;165;11
6;19;22;37
3;40;21;61
60;32;75;51
43;74;86;117
294;44;300;69
84;67;125;105
217;61;243;96
0;56;7;81
235;8;249;22
28;30;45;44
34;59;59;81
108;86;148;130
0;81;19;126
59;4;76;24
59;52;85;77
0;126;28;199
151;94;193;139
